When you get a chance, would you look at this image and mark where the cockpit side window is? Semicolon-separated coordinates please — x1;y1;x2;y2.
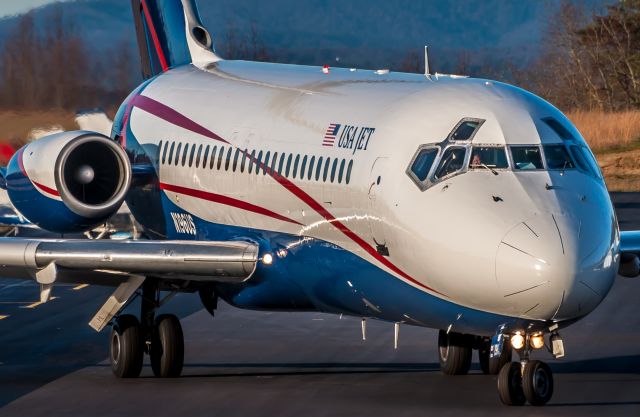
511;146;544;170
580;146;602;179
543;145;575;170
434;147;466;179
449;118;484;141
469;146;508;169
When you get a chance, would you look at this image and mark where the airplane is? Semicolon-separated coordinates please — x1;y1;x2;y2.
0;0;638;407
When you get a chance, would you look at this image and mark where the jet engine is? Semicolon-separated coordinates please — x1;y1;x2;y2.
5;131;131;233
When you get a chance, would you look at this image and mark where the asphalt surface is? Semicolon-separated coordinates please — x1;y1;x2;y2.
0;194;639;416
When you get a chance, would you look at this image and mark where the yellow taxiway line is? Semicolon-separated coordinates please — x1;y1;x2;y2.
72;284;89;291
20;296;58;309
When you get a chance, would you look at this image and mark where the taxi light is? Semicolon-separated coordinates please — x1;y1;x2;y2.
262;253;273;265
530;333;545;350
510;332;525;350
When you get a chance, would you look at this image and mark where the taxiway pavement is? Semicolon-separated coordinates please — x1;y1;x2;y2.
0;194;639;416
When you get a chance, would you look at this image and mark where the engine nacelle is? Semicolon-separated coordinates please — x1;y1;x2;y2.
5;131;131;233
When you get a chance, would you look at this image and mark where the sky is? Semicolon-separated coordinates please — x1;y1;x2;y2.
0;0;71;18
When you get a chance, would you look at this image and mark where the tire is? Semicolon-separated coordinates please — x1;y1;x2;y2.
479;338;512;375
438;330;472;375
497;362;526;406
522;360;554;406
110;314;144;378
150;314;184;378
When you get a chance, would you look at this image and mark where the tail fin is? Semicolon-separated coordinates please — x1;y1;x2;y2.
131;0;220;79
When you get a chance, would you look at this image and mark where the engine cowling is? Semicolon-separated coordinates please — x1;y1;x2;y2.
5;131;131;233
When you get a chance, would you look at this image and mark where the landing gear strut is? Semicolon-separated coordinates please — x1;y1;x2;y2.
108;279;184;378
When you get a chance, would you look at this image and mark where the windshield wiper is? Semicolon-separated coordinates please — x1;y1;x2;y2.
480;162;499;176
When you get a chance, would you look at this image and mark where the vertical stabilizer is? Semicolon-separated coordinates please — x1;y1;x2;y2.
131;0;220;79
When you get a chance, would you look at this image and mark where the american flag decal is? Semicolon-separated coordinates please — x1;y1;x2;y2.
322;123;341;147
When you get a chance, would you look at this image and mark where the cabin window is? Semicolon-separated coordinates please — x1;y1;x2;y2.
450;118;484;141
323;157;331;182
542;117;575;141
256;151;263;174
285;154;292;177
292;155;300;179
239;149;247;173
232;148;240;172
168;142;175;165
224;147;232;171
543;145;575;170
263;151;271;175
346;160;353;184
300;156;308;179
182;144;190;167
308;156;316;180
195;144;203;168
271;152;278;175
511;146;544;170
338;159;346;183
434;147;466;179
330;159;338;183
316;157;323;181
247;150;255;173
469;146;508;170
216;147;224;170
159;141;164;164
173;143;182;166
188;144;196;167
278;153;286;175
210;146;217;169
409;147;439;182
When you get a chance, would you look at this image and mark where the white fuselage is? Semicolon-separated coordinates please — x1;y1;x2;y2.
123;60;618;327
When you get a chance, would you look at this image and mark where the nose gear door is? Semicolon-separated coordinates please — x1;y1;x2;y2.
368;157;389;256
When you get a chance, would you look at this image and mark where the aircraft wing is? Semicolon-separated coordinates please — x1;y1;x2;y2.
0;238;258;285
620;231;640;254
618;231;640;277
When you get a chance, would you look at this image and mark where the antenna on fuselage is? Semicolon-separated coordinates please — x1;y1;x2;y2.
424;45;430;78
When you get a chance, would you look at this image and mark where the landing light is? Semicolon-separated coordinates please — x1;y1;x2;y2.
510;332;525;350
530;333;545;349
262;253;273;265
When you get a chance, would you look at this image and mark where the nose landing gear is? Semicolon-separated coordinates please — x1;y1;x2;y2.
497;332;555;406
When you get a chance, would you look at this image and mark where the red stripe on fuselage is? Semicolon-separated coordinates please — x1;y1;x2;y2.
140;0;169;72
132;96;446;297
160;182;303;226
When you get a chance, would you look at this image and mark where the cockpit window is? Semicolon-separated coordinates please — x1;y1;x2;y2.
580;146;602;179
410;148;439;181
511;146;544;170
568;145;592;174
543;145;575;170
542;117;575;141
434;147;466;179
469;146;508;169
449;118;484;141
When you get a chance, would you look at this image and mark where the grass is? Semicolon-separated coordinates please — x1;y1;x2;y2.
565;110;640;191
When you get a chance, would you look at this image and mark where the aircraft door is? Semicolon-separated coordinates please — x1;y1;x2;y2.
368;157;389;256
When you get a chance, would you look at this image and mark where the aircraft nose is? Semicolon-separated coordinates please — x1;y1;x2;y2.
495;212;616;321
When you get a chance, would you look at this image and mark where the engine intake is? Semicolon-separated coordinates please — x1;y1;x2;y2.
5;131;132;233
55;134;131;219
